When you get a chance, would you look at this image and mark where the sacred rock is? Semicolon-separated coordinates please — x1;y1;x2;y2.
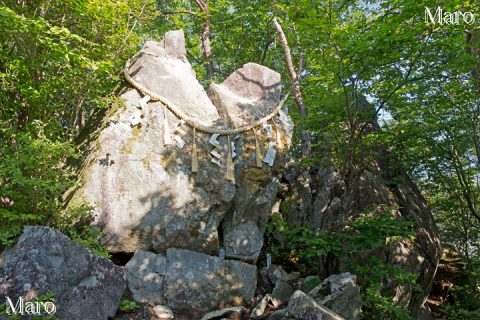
64;29;293;261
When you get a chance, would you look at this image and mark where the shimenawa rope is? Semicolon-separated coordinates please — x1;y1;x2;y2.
123;59;289;135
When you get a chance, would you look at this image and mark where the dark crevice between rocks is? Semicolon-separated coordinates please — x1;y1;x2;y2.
110;252;134;266
218;215;225;250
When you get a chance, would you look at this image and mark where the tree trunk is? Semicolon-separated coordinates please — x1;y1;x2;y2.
194;0;214;80
273;18;311;156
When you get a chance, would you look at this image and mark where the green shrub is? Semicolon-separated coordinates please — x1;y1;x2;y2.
0;122;75;249
53;204;111;258
265;205;417;319
119;299;140;312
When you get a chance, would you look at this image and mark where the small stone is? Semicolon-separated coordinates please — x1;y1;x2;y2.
271;266;289;282
152;305;174;319
200;306;244;320
271;280;294;308
251;294;271;318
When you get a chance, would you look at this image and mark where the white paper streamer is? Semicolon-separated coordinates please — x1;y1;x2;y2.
173;120;187;149
263;142;277;167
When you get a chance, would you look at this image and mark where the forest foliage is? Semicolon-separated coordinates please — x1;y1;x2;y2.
1;0;480;318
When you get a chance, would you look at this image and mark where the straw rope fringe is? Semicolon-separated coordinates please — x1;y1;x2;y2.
226;135;235;182
124;60;290;135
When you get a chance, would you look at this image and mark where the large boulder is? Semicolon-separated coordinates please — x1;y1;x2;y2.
0;226;126;320
164;248;256;313
64;29;292;262
125;251;167;305
124;248;257;314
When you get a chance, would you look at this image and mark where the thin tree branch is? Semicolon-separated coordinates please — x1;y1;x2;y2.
160;10;198;16
260;36;274;65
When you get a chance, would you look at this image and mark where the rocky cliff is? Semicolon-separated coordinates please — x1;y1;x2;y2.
278;142;442;318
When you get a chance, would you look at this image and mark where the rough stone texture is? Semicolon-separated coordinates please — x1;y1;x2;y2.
125;251;167;305
0;226;126;320
282;291;345;320
258;265;300;296
65;30;292;261
271;280;294;308
251;294;270;318
258;267;275;295
269;308;287;320
164;248;256;313
308;273;361;320
208;63;281;128
123;249;257;314
217;150;282;261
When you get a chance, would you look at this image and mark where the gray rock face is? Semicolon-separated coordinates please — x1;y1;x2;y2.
125;249;256;313
65;29;292;261
0;226;126;320
208;62;281;127
164;248;256;313
271;280;294;308
269;308;287;320
125;251;167;305
283;290;345;320
308;273;361;320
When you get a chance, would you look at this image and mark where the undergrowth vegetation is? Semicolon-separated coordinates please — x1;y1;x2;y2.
265;206;417;319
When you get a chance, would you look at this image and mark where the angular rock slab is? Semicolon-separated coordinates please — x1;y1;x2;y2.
271;280;294;308
0;226;126;320
125;251;167;305
164;248;256;313
65;29;292;260
308;273;361;320
283;291;345;320
208;62;281;127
